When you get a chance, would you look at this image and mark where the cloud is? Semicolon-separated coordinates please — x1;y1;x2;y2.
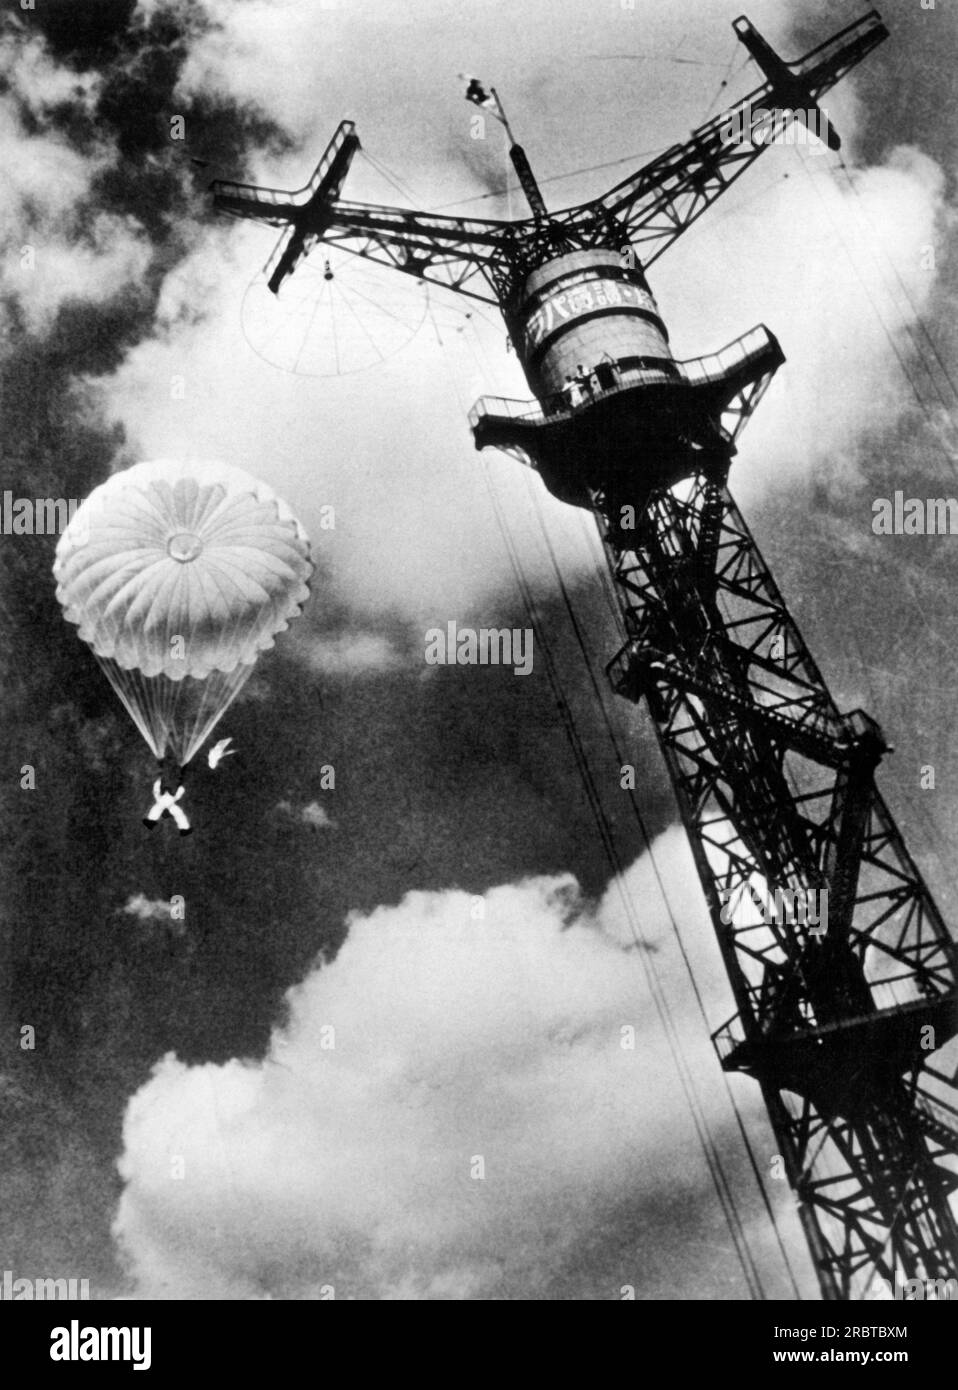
112;828;805;1300
120;894;188;943
0;92;113;295
122;894;172;923
658;141;951;506
173;0;325;138
275;799;336;830
8;209;153;336
0;28;101;111
0;29;142;334
0;0;291;341
299;632;406;677
0;1;295;1297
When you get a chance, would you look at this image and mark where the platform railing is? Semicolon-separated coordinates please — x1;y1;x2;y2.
469;325;781;431
716;977;955;1049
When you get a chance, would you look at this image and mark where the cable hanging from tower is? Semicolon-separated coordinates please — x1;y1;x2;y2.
476;452;769;1299
521;469;804;1300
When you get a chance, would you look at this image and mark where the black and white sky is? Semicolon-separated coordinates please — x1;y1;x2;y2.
1;0;957;1301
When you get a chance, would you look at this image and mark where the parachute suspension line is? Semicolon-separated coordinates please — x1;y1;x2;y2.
207;509;307;757
92;526;257;766
179;665;252;764
524;475;803;1300
92;659;253;766
188;535;270;763
177;492;305;764
94;658;160;758
89;585;165;758
477;456;766;1301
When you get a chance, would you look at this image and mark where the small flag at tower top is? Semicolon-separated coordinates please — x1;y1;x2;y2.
459;74;507;125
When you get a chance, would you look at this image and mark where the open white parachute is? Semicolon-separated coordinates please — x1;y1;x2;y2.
54;459;313;766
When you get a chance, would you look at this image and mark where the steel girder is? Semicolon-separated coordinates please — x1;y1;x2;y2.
601;466;958;1300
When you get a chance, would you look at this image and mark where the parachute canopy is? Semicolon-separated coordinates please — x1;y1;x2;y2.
54;459;312;766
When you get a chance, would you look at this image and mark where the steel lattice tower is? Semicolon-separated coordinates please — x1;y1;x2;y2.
213;10;958;1299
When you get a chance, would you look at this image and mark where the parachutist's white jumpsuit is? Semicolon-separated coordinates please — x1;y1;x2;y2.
143;779;191;834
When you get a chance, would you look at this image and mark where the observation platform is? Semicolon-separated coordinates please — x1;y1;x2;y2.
468;326;785;507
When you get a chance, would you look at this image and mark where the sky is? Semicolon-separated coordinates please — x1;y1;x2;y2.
1;0;957;1302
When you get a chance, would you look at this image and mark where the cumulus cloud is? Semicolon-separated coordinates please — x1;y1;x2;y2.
0;32;152;333
658;141;952;505
0;27;101;112
112;828;805;1300
11;211;153;337
173;0;326;138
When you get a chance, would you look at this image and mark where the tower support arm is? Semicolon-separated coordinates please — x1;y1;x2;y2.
316;201;516;302
212;125;515;300
211;120;362;225
594;10;888;267
327;200;512;249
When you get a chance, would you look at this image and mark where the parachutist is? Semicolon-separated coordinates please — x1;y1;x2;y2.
143;779;191;835
54;460;314;828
